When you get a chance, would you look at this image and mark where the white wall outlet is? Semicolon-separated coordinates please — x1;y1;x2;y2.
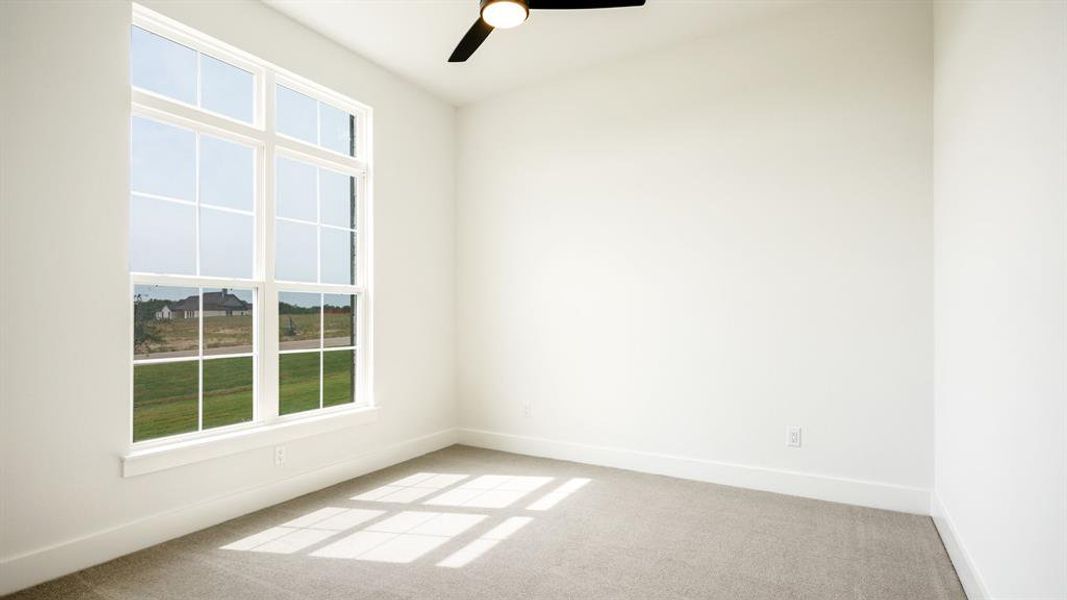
787;426;802;448
522;400;532;417
274;445;287;467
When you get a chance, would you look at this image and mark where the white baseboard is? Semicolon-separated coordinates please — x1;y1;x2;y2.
458;428;931;515
0;427;459;596
931;493;990;600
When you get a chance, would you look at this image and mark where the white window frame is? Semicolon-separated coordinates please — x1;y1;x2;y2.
126;5;375;466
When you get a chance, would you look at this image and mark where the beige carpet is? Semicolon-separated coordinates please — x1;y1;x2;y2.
6;445;965;600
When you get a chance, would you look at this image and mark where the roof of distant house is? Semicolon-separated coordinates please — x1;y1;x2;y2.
166;290;250;312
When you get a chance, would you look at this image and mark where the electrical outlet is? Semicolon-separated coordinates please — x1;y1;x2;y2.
522;401;532;417
274;445;287;467
787;426;802;448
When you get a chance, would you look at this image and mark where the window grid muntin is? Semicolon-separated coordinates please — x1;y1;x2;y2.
276;290;361;414
130;113;258;280
130;284;259;442
274;76;365;162
130;6;371;449
130;24;261;129
273;153;360;287
132;192;256;218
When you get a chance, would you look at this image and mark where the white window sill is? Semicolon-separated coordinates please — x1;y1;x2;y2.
122;406;379;477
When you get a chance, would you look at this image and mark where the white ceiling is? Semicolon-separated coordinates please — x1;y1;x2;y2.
263;0;805;106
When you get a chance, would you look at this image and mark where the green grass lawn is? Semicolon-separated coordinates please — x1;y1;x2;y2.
204;357;254;428
279;352;320;415
133;357;254;442
133;361;198;441
134;351;355;442
279;350;354;415
323;349;355;408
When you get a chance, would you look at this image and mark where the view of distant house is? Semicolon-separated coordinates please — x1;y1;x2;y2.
155;289;251;320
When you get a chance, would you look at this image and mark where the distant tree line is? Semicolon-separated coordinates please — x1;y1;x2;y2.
279;301;318;314
281;302;353;314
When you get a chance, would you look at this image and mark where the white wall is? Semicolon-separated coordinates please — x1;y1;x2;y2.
0;0;456;593
457;1;934;510
932;1;1066;598
6;0;1062;595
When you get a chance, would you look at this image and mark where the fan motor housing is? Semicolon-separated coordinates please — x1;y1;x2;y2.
481;0;530;9
480;0;530;29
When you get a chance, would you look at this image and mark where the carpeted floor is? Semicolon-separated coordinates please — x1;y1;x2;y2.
6;445;966;600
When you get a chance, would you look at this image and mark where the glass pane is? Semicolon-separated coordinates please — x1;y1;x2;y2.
200;208;253;279
320;227;354;285
203;356;253;429
133;285;200;360
130;196;195;275
276;157;316;221
276;85;317;145
319;102;354;156
130;26;196;105
131;117;195;200
323;294;354;348
203;288;254;356
322;349;354;407
279;292;321;350
320;169;355;229
276;220;317;282
279;352;320;415
134;360;198;442
200;136;253;211
200;54;253;123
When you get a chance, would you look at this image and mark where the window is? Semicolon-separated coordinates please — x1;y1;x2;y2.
129;7;371;445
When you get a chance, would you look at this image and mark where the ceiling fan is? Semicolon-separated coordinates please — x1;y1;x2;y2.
449;0;647;62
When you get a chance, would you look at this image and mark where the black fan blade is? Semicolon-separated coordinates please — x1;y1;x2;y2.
449;18;494;62
528;0;645;9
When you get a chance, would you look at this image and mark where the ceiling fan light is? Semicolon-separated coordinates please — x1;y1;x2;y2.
481;0;528;29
